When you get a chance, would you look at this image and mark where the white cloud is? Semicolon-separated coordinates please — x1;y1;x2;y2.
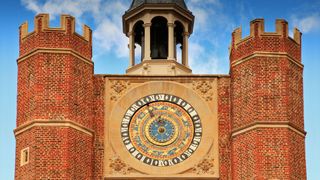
22;0;42;13
292;13;320;33
189;0;221;7
92;1;129;58
93;19;128;58
188;42;219;74
186;0;232;73
21;0;101;19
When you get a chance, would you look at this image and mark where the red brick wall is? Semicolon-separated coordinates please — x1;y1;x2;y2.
288;130;306;179
17;53;94;128
92;76;105;179
15;129;36;180
16;14;95;179
232;128;293;179
230;19;306;179
218;77;232;179
15;127;93;179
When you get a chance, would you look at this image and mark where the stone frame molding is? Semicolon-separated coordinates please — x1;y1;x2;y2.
105;81;219;179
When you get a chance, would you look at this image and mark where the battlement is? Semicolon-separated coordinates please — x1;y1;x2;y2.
230;19;302;64
20;14;91;42
19;14;92;59
232;19;302;45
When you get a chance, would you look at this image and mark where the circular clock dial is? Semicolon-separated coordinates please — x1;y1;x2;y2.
121;94;202;167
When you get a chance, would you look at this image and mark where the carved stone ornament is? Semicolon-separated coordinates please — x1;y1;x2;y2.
192;81;214;101
109;156;134;175
110;80;130;101
183;156;215;175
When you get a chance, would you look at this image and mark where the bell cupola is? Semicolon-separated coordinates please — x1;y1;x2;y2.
123;0;194;75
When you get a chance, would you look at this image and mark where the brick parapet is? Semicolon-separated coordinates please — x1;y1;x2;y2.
230;19;302;64
19;14;92;59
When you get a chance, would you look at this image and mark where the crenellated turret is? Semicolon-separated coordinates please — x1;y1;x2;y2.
19;14;92;59
15;14;94;179
231;19;302;65
232;19;302;44
230;19;306;179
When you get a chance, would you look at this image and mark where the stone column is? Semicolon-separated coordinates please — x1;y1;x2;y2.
167;23;176;61
174;36;177;59
182;32;190;67
141;36;145;61
143;23;152;61
128;31;135;67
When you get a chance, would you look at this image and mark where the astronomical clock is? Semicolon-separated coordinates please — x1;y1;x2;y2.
121;94;202;167
105;81;219;179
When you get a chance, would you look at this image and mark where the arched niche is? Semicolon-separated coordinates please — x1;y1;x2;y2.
133;20;144;63
151;16;168;59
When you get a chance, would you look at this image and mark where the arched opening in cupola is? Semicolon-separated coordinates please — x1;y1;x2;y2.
174;21;184;63
151;16;168;59
133;21;144;64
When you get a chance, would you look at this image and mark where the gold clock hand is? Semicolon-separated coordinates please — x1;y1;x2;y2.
157;116;163;125
147;104;155;117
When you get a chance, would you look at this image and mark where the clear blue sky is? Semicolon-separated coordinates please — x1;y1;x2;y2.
0;0;319;179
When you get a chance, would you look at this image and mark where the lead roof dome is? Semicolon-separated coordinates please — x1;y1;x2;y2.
128;0;189;11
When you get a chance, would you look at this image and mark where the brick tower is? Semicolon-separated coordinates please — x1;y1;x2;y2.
15;14;96;179
230;19;306;179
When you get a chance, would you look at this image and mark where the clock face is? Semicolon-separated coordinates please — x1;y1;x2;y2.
121;94;202;167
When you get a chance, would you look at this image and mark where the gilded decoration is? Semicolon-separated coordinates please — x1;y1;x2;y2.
110;80;131;101
192;81;214;101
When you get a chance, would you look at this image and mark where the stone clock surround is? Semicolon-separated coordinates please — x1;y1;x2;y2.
104;79;219;179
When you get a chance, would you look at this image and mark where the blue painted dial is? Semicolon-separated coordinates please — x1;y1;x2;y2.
149;118;175;144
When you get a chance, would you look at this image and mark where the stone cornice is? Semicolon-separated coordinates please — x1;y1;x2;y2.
17;48;93;65
14;119;94;137
99;74;230;78
231;51;303;69
231;121;306;138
